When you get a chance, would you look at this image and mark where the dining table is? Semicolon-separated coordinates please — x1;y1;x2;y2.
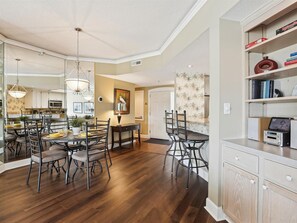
42;132;89;183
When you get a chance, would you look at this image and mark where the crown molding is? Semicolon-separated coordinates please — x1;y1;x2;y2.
0;0;207;64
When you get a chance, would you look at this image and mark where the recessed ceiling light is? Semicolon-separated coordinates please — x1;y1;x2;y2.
188;64;193;68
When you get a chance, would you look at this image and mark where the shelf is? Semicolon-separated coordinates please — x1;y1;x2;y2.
246;96;297;104
245;26;297;54
245;63;297;80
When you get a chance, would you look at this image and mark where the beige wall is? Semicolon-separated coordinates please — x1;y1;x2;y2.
94;75;135;126
135;85;174;135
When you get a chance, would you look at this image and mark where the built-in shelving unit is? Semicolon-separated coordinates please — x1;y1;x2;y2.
245;6;297;108
245;63;297;80
245;26;297;54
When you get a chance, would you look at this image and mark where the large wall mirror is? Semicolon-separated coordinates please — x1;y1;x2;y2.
4;44;66;163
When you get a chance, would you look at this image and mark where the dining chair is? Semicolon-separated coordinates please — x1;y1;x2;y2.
163;110;183;173
71;118;111;190
26;123;69;192
175;110;209;188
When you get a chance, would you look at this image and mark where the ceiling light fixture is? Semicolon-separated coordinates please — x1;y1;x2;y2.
8;59;27;99
83;70;94;101
65;28;89;93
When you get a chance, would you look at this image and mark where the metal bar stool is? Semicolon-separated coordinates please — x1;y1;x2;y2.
163;110;183;173
175;110;209;188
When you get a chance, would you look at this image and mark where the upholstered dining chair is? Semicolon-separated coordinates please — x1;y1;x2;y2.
71;118;111;190
26;123;69;192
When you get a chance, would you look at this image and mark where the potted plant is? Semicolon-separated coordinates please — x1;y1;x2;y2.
70;118;84;135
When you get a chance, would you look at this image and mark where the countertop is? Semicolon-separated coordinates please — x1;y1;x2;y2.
223;138;297;165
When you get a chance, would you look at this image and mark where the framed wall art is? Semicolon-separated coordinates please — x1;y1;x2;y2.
73;102;83;113
114;88;130;115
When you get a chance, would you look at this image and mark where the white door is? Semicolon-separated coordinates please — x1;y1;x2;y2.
149;90;173;139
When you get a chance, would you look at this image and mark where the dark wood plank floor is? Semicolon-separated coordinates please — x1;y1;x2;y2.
0;140;225;223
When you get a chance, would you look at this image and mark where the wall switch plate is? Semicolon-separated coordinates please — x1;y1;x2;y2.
224;103;231;115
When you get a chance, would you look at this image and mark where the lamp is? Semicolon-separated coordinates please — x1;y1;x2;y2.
8;59;27;99
65;28;89;93
83;70;94;101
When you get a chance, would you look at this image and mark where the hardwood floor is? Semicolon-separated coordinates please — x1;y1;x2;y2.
0;140;224;223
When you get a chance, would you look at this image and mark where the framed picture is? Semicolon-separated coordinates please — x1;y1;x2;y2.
84;102;94;114
73;102;83;113
114;88;130;115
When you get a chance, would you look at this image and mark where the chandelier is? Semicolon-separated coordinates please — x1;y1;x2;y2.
8;59;27;99
83;70;94;101
65;28;89;93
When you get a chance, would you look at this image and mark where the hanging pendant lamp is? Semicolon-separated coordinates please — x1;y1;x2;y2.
83;70;94;101
65;28;89;93
8;59;27;99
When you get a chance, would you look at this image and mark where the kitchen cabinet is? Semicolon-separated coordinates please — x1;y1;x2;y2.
222;139;297;223
25;89;65;108
223;163;258;223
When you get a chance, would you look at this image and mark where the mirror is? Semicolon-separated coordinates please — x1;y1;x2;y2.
4;44;66;162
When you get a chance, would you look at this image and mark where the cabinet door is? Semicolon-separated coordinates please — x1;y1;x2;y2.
262;180;297;223
223;163;258;223
41;91;48;108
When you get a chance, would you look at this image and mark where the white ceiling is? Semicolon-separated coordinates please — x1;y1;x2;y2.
102;30;209;87
0;0;198;60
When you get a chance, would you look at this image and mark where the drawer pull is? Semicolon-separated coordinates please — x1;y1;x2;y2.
262;185;268;190
250;179;255;184
235;156;239;161
286;175;293;182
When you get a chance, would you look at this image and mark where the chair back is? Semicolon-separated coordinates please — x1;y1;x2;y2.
85;118;110;154
48;118;68;133
165;110;175;135
176;110;188;141
27;123;43;158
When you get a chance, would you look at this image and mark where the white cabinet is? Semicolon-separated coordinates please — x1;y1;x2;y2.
25;89;65;108
223;163;258;223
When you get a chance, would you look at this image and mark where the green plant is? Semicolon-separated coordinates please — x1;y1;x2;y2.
84;115;93;119
70;118;84;127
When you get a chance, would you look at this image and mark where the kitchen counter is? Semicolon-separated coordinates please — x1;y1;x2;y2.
187;118;209;135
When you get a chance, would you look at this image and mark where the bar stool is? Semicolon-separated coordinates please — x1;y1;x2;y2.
175;110;209;188
163;110;183;173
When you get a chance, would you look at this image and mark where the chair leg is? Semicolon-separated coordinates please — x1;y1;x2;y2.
163;138;174;168
186;150;192;189
37;163;42;192
86;161;90;190
72;160;79;179
26;159;33;185
106;148;112;166
105;154;111;179
65;157;69;185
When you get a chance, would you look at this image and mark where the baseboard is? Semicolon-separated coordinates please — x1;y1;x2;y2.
204;198;225;221
140;134;150;139
4;158;30;171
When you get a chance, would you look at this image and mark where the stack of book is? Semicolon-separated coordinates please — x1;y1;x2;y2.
284;52;297;66
251;80;274;99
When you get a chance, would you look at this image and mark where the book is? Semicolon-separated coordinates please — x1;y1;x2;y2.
265;80;270;99
262;81;266;99
276;19;297;35
284;59;297;66
286;55;297;62
251;80;261;99
290;52;297;57
245;38;267;49
269;80;274;98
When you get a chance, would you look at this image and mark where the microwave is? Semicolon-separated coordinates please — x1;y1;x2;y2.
48;100;62;108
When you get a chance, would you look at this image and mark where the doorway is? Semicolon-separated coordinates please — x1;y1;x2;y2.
148;87;174;140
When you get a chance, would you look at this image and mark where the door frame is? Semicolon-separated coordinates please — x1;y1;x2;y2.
148;87;174;139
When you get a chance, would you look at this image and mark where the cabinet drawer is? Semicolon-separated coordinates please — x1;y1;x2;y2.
264;160;297;193
223;146;259;174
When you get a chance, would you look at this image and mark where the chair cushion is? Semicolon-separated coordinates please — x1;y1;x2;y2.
179;131;209;142
5;134;17;142
32;150;68;163
16;137;26;143
49;144;65;150
72;149;104;162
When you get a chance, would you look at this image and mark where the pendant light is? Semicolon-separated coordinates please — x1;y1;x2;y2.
65;28;89;93
83;70;94;101
8;59;27;99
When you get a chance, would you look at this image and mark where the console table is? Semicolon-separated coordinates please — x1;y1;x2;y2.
111;123;141;150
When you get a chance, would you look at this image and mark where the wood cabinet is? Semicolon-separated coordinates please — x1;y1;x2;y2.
223;163;258;223
262;180;297;223
222;139;297;223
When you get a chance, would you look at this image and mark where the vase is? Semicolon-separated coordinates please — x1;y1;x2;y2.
254;56;278;74
72;127;81;135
